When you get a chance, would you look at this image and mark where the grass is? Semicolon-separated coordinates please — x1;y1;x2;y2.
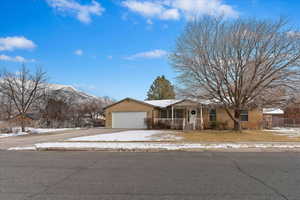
175;130;300;142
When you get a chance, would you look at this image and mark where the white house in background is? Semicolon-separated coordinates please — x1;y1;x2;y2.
263;108;284;128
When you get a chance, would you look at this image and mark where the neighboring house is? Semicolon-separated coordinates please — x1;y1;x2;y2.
9;113;40;127
104;98;263;130
263;108;284;128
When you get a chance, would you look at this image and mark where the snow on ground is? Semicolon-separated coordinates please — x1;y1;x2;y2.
265;127;300;137
0;127;79;138
0;132;27;138
68;130;182;142
32;142;300;151
8;146;36;151
26;127;78;134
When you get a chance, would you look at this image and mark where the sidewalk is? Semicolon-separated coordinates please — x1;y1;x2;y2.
8;141;300;152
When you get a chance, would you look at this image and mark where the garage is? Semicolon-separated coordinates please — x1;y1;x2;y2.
112;112;147;129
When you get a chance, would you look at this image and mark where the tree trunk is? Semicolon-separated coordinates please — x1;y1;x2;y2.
21;114;26;132
233;109;242;132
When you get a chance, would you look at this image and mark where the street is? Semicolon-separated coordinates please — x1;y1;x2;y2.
0;151;299;200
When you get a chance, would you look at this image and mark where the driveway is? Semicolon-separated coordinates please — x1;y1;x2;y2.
1;151;300;200
0;128;124;150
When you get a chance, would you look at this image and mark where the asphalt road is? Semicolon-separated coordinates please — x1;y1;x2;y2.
0;151;300;200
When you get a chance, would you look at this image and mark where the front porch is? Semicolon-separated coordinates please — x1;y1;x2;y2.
152;100;205;130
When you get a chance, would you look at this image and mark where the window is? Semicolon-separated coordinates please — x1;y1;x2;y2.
160;109;168;118
240;110;248;121
209;109;217;121
175;109;184;118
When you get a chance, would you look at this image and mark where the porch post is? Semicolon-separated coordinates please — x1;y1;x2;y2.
200;105;204;130
171;106;174;127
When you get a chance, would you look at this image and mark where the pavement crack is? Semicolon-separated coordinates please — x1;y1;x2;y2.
231;158;289;200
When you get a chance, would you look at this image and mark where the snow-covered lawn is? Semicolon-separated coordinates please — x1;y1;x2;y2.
0;127;78;138
68;130;182;142
266;127;300;137
19;142;300;151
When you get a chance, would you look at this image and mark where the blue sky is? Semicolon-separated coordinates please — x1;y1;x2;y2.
0;0;299;100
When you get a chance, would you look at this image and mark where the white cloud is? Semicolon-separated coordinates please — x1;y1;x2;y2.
0;36;36;51
0;54;35;63
122;0;238;21
74;49;83;56
46;0;104;24
122;0;179;20
169;0;238;19
125;49;168;60
159;8;180;20
107;55;113;59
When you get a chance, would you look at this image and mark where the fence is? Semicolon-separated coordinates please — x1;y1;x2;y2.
264;117;300;128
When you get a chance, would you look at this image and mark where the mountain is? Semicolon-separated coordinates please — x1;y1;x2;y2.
46;83;113;105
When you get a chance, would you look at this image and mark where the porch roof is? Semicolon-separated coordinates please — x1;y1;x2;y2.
144;99;209;108
263;108;284;115
144;99;182;108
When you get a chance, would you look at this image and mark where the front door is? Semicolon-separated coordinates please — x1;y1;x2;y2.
189;108;197;129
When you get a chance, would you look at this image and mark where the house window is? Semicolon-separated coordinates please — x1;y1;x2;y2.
175;109;184;118
240;110;248;121
160;110;168;118
209;109;217;121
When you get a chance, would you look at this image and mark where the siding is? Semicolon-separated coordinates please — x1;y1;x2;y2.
204;108;263;129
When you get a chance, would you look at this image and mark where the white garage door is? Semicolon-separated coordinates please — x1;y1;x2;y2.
112;112;147;129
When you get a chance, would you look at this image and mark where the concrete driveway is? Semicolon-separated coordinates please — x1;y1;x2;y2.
0;128;124;150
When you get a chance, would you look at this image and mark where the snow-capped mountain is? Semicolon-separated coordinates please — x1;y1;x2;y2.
46;83;112;104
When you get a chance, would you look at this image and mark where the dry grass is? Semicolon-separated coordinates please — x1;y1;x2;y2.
176;130;300;142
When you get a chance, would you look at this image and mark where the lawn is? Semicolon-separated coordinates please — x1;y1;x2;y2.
176;130;300;142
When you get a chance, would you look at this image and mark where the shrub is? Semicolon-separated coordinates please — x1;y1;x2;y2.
209;121;228;130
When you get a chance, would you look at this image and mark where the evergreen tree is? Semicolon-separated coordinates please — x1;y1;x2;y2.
146;76;175;100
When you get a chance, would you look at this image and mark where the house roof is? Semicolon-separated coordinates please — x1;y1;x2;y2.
104;97;157;110
144;99;183;108
104;97;208;110
263;108;284;115
12;113;40;120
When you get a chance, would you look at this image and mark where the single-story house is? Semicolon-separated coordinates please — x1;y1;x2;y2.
263;108;284;128
9;113;40;127
104;98;263;130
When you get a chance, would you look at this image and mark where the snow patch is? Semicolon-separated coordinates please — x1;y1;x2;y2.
0;132;27;138
68;130;181;142
266;127;300;137
0;127;78;138
34;142;300;151
8;146;36;151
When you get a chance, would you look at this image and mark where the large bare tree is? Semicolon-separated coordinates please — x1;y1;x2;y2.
171;17;300;131
0;65;47;132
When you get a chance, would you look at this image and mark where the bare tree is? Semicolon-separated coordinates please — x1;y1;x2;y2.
0;96;14;120
84;99;104;124
171;17;300;131
0;65;47;132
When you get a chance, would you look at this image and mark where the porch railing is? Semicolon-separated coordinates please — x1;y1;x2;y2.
149;118;203;130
